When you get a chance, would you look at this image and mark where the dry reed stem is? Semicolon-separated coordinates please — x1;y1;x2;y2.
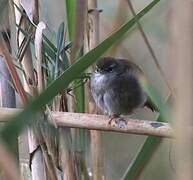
13;1;47;180
0;107;174;138
87;0;104;179
35;21;46;93
32;0;39;24
0;49;19;159
59;128;75;180
0;30;20;179
70;0;86;64
170;0;193;180
34;21;58;180
64;1;88;179
0;141;21;180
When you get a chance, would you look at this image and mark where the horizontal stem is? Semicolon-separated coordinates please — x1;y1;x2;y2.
0;107;173;138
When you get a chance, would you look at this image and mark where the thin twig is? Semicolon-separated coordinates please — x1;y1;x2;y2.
127;0;172;92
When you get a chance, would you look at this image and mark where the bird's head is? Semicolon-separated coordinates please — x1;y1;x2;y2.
95;57;123;74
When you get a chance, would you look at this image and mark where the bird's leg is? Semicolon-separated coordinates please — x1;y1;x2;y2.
108;114;119;125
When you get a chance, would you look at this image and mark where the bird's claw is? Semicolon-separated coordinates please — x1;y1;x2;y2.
115;118;127;128
108;116;127;128
108;115;119;125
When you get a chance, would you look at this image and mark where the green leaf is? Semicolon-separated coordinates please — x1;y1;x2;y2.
123;133;162;180
56;22;65;50
74;46;85;113
0;0;160;147
43;34;57;53
60;42;71;70
122;91;171;180
54;22;65;79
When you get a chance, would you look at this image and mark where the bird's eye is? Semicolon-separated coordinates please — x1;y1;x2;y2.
95;68;99;73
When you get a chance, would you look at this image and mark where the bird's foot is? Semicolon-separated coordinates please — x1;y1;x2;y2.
108;114;119;125
115;118;127;128
108;115;128;128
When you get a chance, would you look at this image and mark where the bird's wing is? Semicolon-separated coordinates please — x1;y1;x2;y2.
118;59;159;112
144;96;159;112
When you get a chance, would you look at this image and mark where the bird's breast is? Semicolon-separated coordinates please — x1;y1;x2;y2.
91;73;109;92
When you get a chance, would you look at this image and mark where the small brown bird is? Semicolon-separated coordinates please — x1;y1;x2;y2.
90;57;157;121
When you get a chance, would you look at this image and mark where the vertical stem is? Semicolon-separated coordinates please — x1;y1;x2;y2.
32;0;39;25
0;27;18;159
13;1;46;180
85;0;104;179
87;1;99;52
66;0;88;179
170;1;193;180
35;21;58;180
0;56;16;108
0;55;18;157
35;22;46;93
59;128;75;180
0;142;22;180
90;130;103;180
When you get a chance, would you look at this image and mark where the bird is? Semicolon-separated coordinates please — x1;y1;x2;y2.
90;57;157;123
